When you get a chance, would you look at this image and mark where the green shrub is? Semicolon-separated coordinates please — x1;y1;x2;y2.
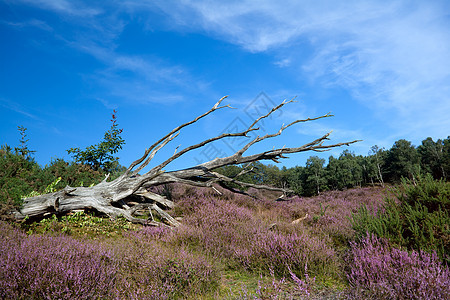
0;145;42;207
22;211;133;237
351;174;450;264
0;144;110;221
40;158;106;188
67;110;125;173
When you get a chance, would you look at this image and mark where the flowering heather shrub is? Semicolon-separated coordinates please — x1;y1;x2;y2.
173;195;336;278
242;227;336;277
346;234;450;299
0;222;118;299
129;224;171;240
276;187;387;246
132;184;390;296
1;184;396;299
287;264;316;297
173;195;259;256
114;233;219;299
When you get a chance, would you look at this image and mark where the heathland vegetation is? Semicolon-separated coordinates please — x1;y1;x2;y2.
0;112;449;299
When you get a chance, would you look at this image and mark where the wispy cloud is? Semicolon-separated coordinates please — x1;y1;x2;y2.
5;0;449;140
79;44;205;104
300;2;450;140
1;18;53;31
123;0;307;52
15;0;102;17
127;0;450;139
0;98;42;121
95;98;117;110
274;58;291;68
6;0;208;105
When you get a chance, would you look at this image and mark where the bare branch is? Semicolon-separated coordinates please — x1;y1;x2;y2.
247;98;296;130
134;190;174;209
151;204;181;227
211;171;292;193
131;131;180;175
217;182;257;199
102;173;110;183
148;98;297;173
147;124;258;173
235;165;255;178
237;112;333;156
124;96;230;176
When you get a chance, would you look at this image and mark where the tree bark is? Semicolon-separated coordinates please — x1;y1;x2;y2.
15;96;360;226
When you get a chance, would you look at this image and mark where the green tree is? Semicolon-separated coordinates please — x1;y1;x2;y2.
285;166;306;195
304;156;326;195
340;150;363;188
385;139;420;183
353;154;365;187
326;155;341;190
1;128;38;213
0;144;41;208
418;137;446;180
246;161;271;185
67;110;125;172
325;150;363;190
41;158;106;188
14;126;35;160
443;136;450;181
259;164;284;187
359;155;377;186
279;166;292;191
368;145;385;187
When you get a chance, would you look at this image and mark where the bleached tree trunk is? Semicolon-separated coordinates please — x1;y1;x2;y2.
16;96;359;226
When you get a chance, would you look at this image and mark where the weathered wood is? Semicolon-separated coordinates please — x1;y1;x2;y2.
292;214;309;224
16;97;360;226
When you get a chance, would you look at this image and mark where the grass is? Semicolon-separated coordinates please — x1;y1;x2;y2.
21;211;139;238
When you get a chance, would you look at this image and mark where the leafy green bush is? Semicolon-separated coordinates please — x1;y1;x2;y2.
67;110;125;172
0;145;42;208
22;211;134;237
352;174;450;263
0;147;110;222
40;158;106;188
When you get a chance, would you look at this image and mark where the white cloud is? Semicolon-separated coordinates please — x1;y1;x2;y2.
274;58;291;68
123;0;307;52
15;0;102;17
0;98;42;121
1;18;53;31
5;0;208;105
6;0;450;139
95;98;117;110
126;0;450;139
80;46;205;104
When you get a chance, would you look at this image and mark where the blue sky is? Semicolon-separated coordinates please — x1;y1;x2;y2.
1;0;449;171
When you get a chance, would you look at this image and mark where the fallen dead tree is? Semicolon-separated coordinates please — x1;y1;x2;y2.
15;96;359;226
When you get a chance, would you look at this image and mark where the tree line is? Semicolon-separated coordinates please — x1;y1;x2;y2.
216;137;450;196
